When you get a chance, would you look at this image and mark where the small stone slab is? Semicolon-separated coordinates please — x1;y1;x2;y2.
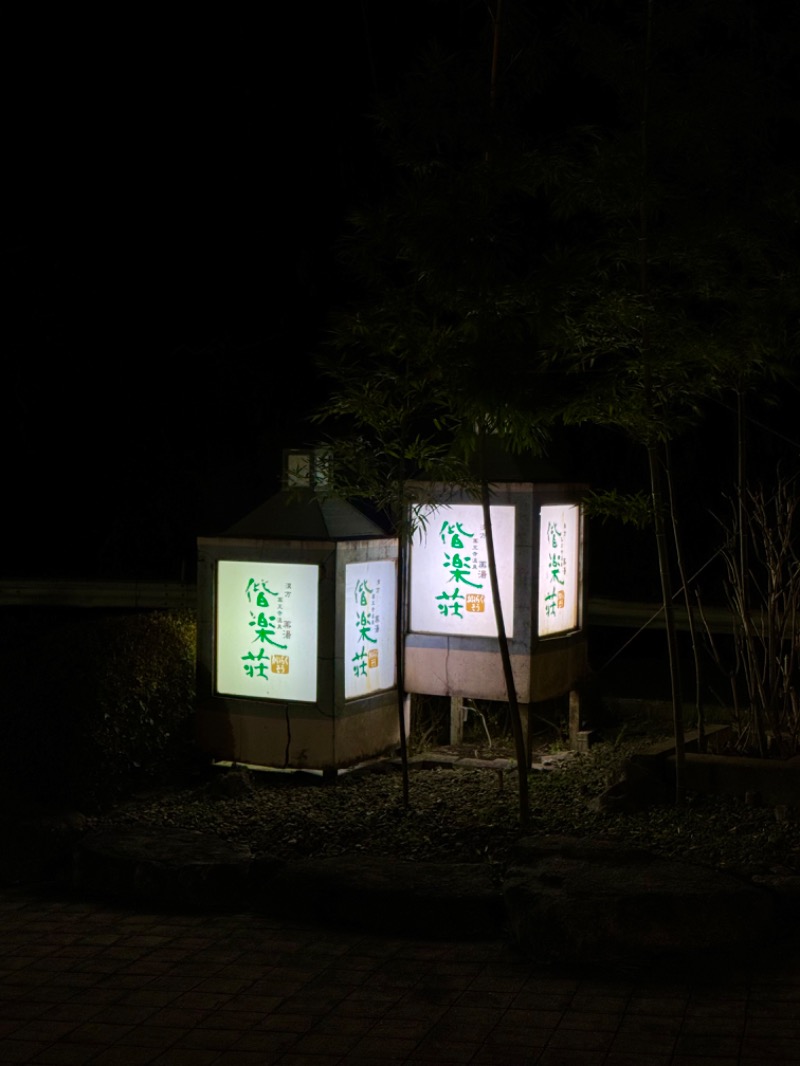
405;754;459;769
265;857;504;939
451;757;515;771
504;835;776;964
74;828;252;909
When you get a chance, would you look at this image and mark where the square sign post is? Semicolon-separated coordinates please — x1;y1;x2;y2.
196;451;399;773
405;481;588;751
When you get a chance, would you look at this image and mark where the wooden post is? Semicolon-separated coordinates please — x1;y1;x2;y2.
568;689;581;749
450;696;464;745
521;703;532;767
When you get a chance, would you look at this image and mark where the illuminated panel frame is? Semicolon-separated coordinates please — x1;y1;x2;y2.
216;559;319;701
538;503;581;637
409;503;515;638
344;559;397;700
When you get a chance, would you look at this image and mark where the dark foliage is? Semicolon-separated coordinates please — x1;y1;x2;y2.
1;610;197;811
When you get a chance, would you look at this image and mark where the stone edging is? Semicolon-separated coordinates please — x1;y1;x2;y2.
70;828;799;964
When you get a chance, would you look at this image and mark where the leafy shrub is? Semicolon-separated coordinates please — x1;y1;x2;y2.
1;609;197;811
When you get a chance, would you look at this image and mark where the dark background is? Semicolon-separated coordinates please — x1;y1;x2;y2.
6;2;798;588
7;6;481;578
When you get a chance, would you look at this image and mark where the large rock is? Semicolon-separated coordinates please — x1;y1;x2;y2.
504;836;776;964
264;856;504;939
74;828;253;909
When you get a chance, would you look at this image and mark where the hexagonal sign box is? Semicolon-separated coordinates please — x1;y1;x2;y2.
196;450;399;773
405;475;588;713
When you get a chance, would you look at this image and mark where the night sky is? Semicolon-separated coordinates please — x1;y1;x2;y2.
6;5;493;577
8;8;383;575
6;2;798;584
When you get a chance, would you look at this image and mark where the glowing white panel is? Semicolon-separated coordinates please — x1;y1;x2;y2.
409;504;515;637
538;504;581;636
216;560;318;701
344;560;397;699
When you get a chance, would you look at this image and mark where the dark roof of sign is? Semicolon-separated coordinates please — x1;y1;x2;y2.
223;491;387;541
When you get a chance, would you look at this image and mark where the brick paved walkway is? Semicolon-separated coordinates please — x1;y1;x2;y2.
1;887;798;1065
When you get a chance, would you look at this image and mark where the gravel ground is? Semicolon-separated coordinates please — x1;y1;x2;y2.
85;739;800;880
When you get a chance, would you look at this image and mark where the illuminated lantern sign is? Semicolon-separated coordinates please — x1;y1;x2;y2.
216;559;319;703
196;451;400;773
404;476;586;709
344;560;397;699
410;504;515;637
538;504;580;637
